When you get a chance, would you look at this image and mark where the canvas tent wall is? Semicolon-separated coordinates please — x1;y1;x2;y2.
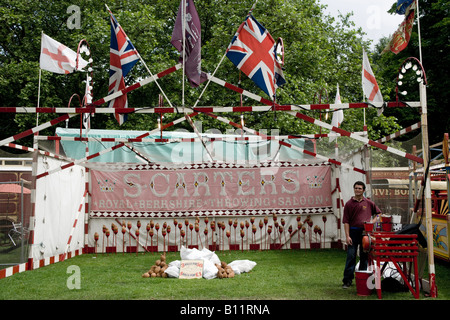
53;127;317;164
31;155;86;262
31;128;367;255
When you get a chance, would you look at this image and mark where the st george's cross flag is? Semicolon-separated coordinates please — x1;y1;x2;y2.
226;15;285;100
107;8;140;125
40;33;88;74
362;49;383;114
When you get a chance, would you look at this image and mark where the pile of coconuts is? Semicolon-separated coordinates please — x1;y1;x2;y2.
142;253;236;279
215;261;235;278
142;253;169;278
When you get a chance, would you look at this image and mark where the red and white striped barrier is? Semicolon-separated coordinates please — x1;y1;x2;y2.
63;190;88;260
287;111;423;164
0;103;421;115
0;249;84;280
35;133;331;143
89;63;182;107
201;75;423;164
36;142;125;179
35;113;194;179
0;114;76;147
184;113;215;162
0;262;28;280
376;122;421;144
35;136;175;143
200;110;366;174
6;142;73;162
30;249;83;271
339;122;422;160
206;74;420;109
124;143;153;164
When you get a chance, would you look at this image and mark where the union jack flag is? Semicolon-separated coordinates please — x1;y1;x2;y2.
226;15;284;100
108;9;139;125
396;0;415;14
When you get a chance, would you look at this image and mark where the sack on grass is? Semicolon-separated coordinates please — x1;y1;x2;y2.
180;246;220;265
169;260;181;268
203;259;219;280
228;260;257;275
201;247;221;265
164;264;180;278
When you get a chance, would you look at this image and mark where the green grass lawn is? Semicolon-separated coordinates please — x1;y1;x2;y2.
1;249;449;301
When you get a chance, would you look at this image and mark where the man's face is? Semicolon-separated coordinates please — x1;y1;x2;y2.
354;185;364;197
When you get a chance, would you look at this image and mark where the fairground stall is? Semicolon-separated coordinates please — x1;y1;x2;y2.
0;0;439;298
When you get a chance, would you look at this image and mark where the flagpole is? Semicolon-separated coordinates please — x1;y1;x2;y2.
182;0;186;108
105;4;175;110
416;0;423;63
36;32;43;148
249;0;258;14
136;52;175;109
415;0;437;298
191;0;259;109
37;68;41;126
361;49;366;132
37;31;44;128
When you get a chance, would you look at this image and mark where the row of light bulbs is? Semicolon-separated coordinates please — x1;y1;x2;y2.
398;60;426;96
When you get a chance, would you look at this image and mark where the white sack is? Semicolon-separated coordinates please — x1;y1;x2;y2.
165;264;180;278
164;247;255;279
180;246;220;265
179;246;219;279
203;259;219;280
228;260;257;275
169;260;181;268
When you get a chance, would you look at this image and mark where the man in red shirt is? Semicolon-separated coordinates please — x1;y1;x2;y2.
342;181;381;289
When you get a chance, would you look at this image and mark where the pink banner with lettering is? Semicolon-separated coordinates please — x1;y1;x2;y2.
90;163;332;218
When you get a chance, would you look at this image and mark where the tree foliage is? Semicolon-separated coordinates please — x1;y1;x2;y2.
373;0;450;144
0;0;410;152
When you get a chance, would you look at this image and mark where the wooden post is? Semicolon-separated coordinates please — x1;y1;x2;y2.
420;81;437;297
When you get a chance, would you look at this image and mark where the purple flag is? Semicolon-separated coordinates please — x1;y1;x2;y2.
171;0;207;87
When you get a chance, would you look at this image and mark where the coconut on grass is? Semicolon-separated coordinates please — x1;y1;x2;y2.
143;253;169;278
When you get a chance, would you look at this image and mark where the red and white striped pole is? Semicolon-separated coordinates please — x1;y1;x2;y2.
376;122;421;144
198;110;366;174
206;74;423;164
0;114;76;147
89;64;181;108
286;111;423;164
0;101;421;115
5;142;74;162
35;113;195;179
63;189;88;260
